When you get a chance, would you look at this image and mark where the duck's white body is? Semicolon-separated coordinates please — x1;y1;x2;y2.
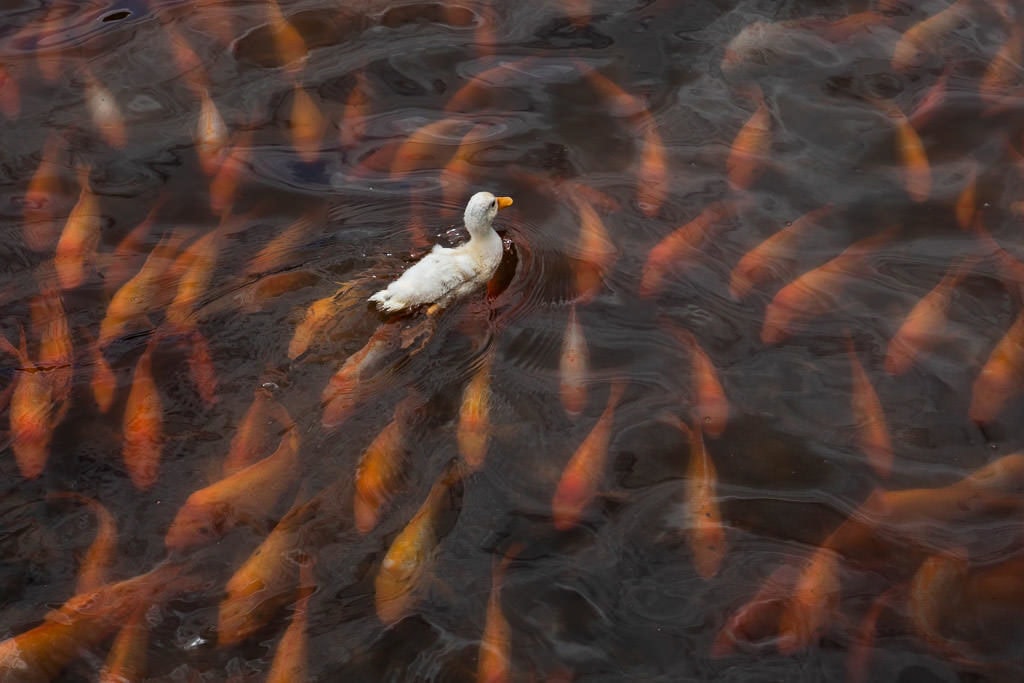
369;192;512;313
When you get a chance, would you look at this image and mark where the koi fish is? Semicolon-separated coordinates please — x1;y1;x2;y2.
641;201;736;296
249;209;320;278
268;0;308;73
197;87;229;175
761;229;893;344
551;381;626;530
290;85;326;162
29;282;72;403
22;134;64;252
0;328;62;479
224;386;294;476
99;606;149;683
710;563;796;657
266;559;316;683
54;166;102;291
477;549;518;683
954;161;978;230
559;305;589;418
680;420;726;579
322;324;401;428
166;227;222;331
672;328;729;438
0;63;19;119
891;0;972;71
390;117;464;178
375;463;464;625
355;394;423;533
458;351;495;472
969;307;1024;424
122;337;164;490
289;292;342;360
165;429;301;552
209;130;252;216
84;72;127;148
729;205;833;300
846;339;893;478
0;563;183;683
568;192;616;302
47;492;118;594
776;546;841;654
185;327;219;407
884;257;974;375
727;89;772;190
339;71;370;149
980;26;1023;111
87;331;117;413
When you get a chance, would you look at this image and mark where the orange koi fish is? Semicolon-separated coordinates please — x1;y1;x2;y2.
551;381;627;530
445;58;535;114
23;134;64;252
579;65;666;216
48;492;118;594
355;394;424;533
249;209;320;278
197;86;229;175
884;257;974;375
266;559;316;683
100;228;186;345
163;22;206;94
235;270;321;313
872;98;930;202
209;130;252;216
30;282;72;403
0;328;61;479
776;545;841;654
980;26;1023;111
477;549;518;683
726;89;772;190
640;201;736;296
290;85;326;163
165;429;301;552
55;166;102;290
672;328;729;438
268;0;308;73
218;486;335;646
969;307;1024;424
185;328;218;407
99;606;149;683
559;305;589;418
440;124;488;216
846;339;893;478
0;563;183;683
224;386;293;476
289;292;341;360
166;227;222;331
122;336;164;490
891;0;972;71
102;201;169;296
376;464;464;625
87;331;117;413
458;351;495;472
84;72;127;149
676;419;726;579
729;205;833;299
568;192;616;302
322;324;401;428
761;229;893;344
908;552;975;664
339;71;370;149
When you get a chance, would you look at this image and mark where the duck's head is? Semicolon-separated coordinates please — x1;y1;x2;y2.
464;191;513;237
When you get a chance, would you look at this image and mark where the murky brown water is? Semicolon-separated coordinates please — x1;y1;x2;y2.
2;0;1024;680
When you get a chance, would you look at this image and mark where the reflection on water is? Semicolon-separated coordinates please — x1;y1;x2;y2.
2;0;1024;680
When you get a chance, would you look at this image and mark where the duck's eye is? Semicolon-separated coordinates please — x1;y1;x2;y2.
491;199;497;208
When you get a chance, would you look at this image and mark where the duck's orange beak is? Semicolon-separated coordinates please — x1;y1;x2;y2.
496;196;513;209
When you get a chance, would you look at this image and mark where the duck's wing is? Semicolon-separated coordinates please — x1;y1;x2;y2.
373;248;475;311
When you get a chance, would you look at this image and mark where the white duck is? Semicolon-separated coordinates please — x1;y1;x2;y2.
368;191;513;313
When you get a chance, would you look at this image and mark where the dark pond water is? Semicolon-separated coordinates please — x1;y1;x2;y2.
2;0;1024;680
